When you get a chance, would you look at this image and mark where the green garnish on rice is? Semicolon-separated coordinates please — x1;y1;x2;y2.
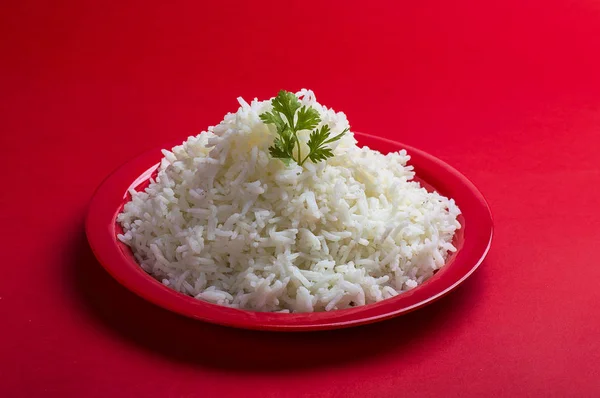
261;90;347;166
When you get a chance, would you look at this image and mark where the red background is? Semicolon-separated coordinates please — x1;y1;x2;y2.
2;0;600;396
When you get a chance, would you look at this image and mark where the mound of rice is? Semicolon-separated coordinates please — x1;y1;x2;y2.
117;89;461;313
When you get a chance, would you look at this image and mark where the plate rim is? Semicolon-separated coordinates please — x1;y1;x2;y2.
85;132;493;331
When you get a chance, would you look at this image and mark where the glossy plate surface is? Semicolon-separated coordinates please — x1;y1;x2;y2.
85;133;493;331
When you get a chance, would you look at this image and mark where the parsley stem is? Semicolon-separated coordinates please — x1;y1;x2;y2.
295;134;302;165
299;154;310;166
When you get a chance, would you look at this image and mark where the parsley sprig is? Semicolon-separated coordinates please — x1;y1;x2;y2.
260;90;347;166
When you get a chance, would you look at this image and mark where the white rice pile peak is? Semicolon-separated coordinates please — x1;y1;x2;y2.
117;89;461;313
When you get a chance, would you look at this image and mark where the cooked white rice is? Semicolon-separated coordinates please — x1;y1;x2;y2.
117;89;461;313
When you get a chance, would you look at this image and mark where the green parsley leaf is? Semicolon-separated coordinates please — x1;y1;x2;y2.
307;124;332;150
259;111;286;132
269;140;293;166
271;90;301;128
322;128;348;145
295;106;321;131
305;126;347;164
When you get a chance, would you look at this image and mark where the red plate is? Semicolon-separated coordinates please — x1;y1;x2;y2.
85;133;493;331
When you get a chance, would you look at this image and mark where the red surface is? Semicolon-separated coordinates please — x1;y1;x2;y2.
85;134;491;331
1;0;600;396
